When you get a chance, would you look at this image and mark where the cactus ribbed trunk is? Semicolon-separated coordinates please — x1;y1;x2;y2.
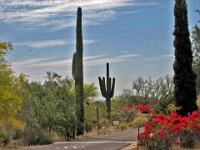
72;7;84;136
98;63;115;119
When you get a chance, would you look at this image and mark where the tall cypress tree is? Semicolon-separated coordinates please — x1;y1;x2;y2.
173;0;198;116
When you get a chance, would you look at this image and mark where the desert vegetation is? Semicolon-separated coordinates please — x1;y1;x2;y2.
0;1;200;150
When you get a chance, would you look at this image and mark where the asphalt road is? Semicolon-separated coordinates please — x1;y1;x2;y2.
18;128;144;150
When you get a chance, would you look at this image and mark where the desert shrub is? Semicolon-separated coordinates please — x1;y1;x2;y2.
13;128;24;140
23;127;52;145
0;131;10;146
130;113;148;128
118;122;129;131
153;97;175;115
111;112;121;122
180;130;196;149
121;108;138;122
85;122;93;133
0;118;23;146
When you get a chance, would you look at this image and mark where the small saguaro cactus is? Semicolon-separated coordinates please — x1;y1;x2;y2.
72;7;84;136
98;63;115;119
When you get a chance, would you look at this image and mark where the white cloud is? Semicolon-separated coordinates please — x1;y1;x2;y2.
11;57;55;67
116;54;139;59
11;53;138;68
85;53;138;66
14;39;97;48
143;57;161;61
83;54;107;60
0;0;159;30
143;54;174;61
161;54;174;58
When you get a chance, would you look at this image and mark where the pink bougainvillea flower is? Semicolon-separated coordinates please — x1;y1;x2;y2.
150;101;155;106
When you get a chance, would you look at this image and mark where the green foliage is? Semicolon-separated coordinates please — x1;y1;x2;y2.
154;97;175;115
180;131;196;148
0;133;10;146
173;0;198;116
98;63;115;119
72;7;84;136
131;76;169;104
130;113;148;128
192;25;200;94
0;41;24;120
122;109;138;122
23;127;52;146
120;75;174;108
111;112;121;122
118;122;129;131
84;83;98;102
84;122;93;133
19;71;98;140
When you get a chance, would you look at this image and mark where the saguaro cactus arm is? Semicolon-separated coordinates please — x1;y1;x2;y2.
98;77;107;97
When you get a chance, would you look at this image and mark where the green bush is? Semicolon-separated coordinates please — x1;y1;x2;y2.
130;113;148;128
180;131;196;149
118;122;129;131
85;122;93;133
13;128;24;140
23;128;52;146
154;97;175;115
122;109;138;122
111;112;121;122
0;132;10;146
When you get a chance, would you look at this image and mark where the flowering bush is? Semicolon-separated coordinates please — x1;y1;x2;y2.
139;110;200;149
122;104;138;122
122;102;155;123
122;103;151;113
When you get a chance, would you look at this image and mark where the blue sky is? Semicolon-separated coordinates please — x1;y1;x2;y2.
1;0;200;98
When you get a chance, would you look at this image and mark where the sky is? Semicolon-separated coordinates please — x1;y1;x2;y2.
1;0;200;99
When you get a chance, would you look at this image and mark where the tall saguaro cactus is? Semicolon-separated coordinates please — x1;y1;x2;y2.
72;7;84;136
98;63;115;119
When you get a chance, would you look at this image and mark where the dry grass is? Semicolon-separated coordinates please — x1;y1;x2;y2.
82;126;119;138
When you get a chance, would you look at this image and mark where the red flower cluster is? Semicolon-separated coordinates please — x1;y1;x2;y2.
136;104;149;113
139;110;200;148
150;101;155;106
122;103;150;113
122;104;135;112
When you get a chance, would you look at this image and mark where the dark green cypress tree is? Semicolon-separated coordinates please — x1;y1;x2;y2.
173;0;198;116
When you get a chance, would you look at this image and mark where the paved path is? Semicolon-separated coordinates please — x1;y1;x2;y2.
18;128;144;150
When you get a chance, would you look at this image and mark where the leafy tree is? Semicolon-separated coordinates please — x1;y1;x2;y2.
132;77;145;101
121;89;135;106
20;71;98;139
128;75;174;105
84;83;99;131
0;41;23;120
192;10;200;94
84;83;98;103
173;0;198;116
18;80;44;127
